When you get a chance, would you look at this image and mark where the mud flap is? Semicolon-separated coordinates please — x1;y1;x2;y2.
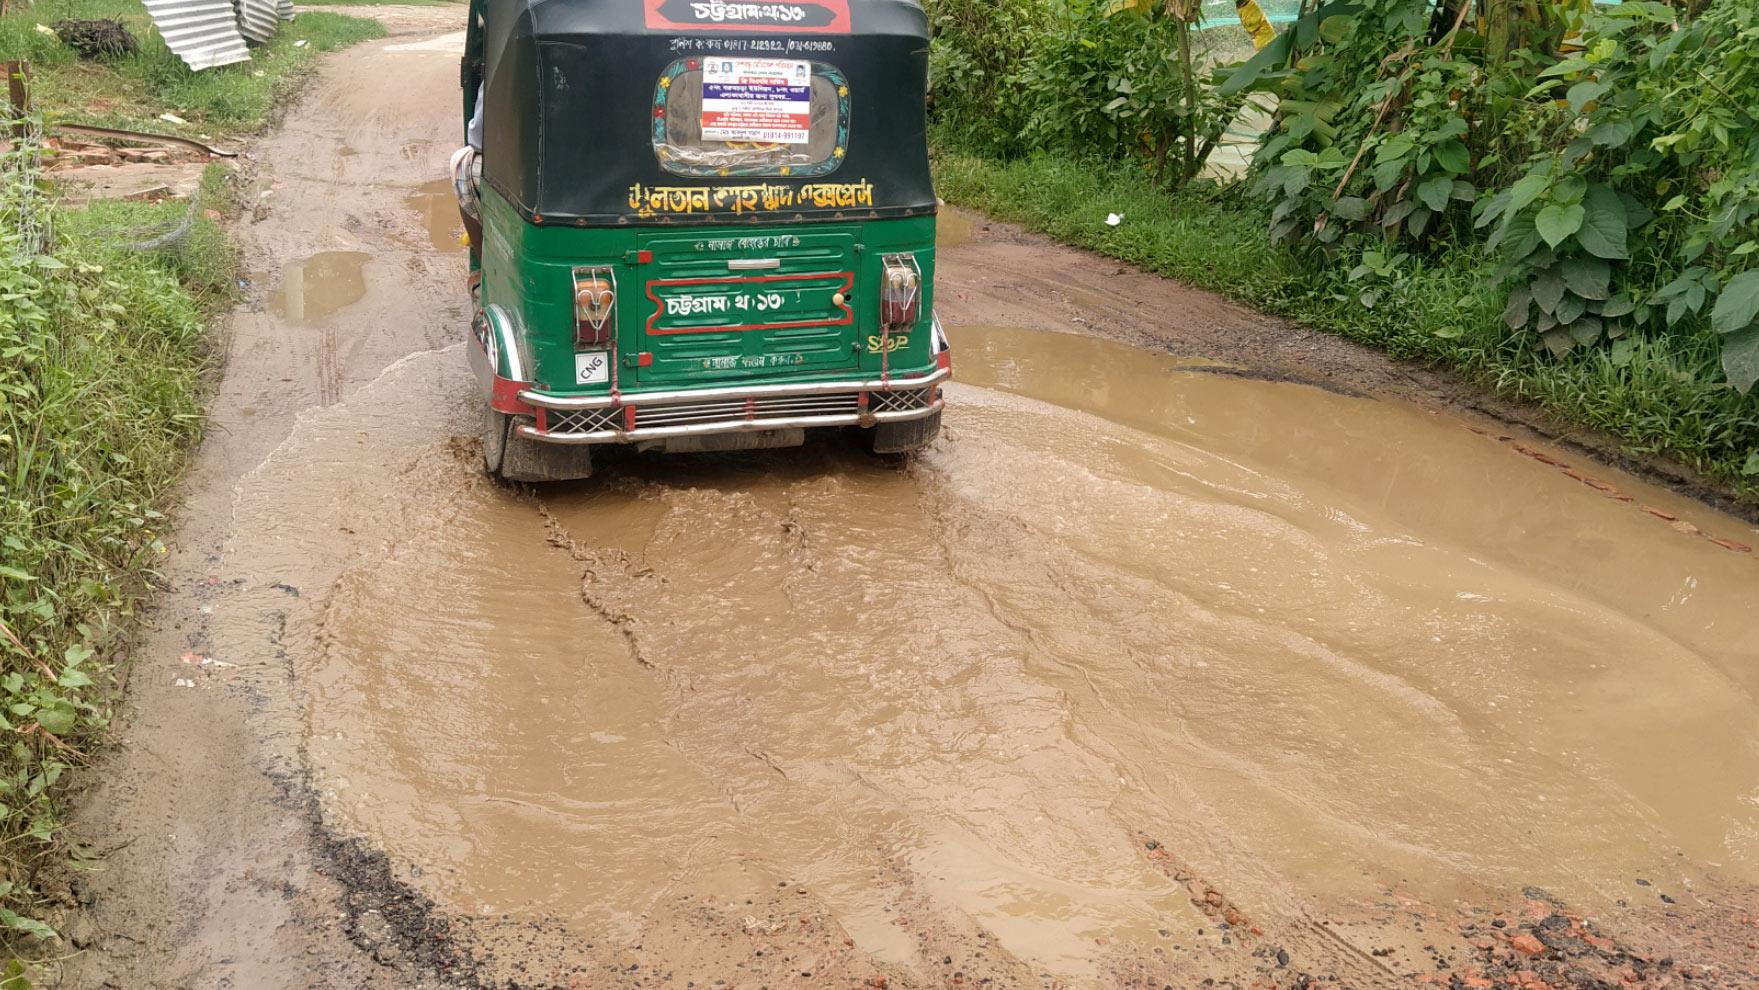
498;420;594;483
867;410;941;454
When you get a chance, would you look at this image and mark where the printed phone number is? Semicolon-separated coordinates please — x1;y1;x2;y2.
700;354;807;369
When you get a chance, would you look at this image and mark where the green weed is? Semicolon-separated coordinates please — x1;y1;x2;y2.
0;130;236;953
0;6;377;965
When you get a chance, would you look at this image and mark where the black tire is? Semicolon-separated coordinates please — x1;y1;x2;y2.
866;410;941;455
481;405;511;480
482;408;592;483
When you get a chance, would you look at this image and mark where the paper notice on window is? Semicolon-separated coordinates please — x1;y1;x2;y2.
701;58;812;145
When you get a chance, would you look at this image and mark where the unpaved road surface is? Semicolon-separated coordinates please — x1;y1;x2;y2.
54;14;1759;990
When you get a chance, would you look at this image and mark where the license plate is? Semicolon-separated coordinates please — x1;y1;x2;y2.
645;274;852;335
575;351;609;385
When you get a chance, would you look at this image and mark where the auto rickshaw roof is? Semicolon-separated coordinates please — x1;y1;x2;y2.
475;0;936;226
508;0;929;41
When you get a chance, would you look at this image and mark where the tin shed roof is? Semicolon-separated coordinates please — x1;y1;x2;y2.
236;0;281;44
142;0;251;70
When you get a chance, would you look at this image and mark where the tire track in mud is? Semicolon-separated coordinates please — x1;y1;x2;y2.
1131;832;1403;989
541;522;664;673
521;455;1392;990
910;433;1415;990
528;490;1063;986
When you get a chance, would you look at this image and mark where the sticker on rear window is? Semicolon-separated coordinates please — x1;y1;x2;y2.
701;58;812;145
644;0;851;33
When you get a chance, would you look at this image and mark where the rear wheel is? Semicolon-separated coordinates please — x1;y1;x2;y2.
480;407;593;483
865;410;941;455
481;405;511;479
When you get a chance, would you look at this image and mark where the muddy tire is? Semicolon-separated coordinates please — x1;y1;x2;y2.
503;429;594;484
865;410;941;455
481;405;511;479
481;408;593;483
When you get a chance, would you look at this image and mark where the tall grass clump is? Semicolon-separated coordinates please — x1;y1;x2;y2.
0;129;227;945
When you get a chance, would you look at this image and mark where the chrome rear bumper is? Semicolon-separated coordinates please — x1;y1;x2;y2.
514;367;948;445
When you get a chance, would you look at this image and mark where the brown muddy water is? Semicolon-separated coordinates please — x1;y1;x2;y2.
270;250;372;322
225;322;1759;984
406;178;465;253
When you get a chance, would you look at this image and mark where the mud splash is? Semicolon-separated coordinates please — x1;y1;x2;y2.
937;206;976;248
238;321;1759;986
271;250;371;322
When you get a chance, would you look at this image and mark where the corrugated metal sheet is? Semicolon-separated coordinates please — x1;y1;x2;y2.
142;0;251;71
236;0;280;44
276;0;294;21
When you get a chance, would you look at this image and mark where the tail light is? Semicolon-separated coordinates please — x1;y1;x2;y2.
880;254;922;329
573;266;617;346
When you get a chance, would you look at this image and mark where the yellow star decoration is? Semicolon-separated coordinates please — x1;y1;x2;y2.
780;166;792;176
833;147;845;158
837;85;848;97
660;77;672;89
718;167;730;176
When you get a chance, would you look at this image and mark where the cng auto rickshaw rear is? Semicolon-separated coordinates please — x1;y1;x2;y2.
457;0;949;483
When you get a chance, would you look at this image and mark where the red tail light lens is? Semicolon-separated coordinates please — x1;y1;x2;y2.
573;266;617;346
881;254;922;328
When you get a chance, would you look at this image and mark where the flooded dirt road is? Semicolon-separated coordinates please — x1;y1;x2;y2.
59;14;1759;990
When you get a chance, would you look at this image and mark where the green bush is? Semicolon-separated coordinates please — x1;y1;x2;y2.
1231;0;1759;398
924;0;1052;151
0;138;225;942
1013;2;1194;162
930;0;1252;186
928;0;1759;489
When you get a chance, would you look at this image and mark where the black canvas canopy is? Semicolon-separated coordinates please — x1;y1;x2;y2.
467;0;934;226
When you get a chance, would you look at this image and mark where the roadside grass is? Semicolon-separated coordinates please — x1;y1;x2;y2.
1;152;236;948
934;148;1759;498
0;2;377;962
0;0;385;137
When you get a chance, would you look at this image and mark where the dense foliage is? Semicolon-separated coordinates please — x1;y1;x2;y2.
928;0;1759;488
926;0;1236;180
1227;0;1759;390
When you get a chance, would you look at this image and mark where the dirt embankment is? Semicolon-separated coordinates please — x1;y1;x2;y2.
50;13;1759;990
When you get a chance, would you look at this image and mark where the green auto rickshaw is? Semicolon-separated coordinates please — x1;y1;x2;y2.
457;0;949;482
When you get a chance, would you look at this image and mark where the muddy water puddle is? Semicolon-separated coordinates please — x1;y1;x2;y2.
238;326;1759;983
270;250;371;322
405;178;464;253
